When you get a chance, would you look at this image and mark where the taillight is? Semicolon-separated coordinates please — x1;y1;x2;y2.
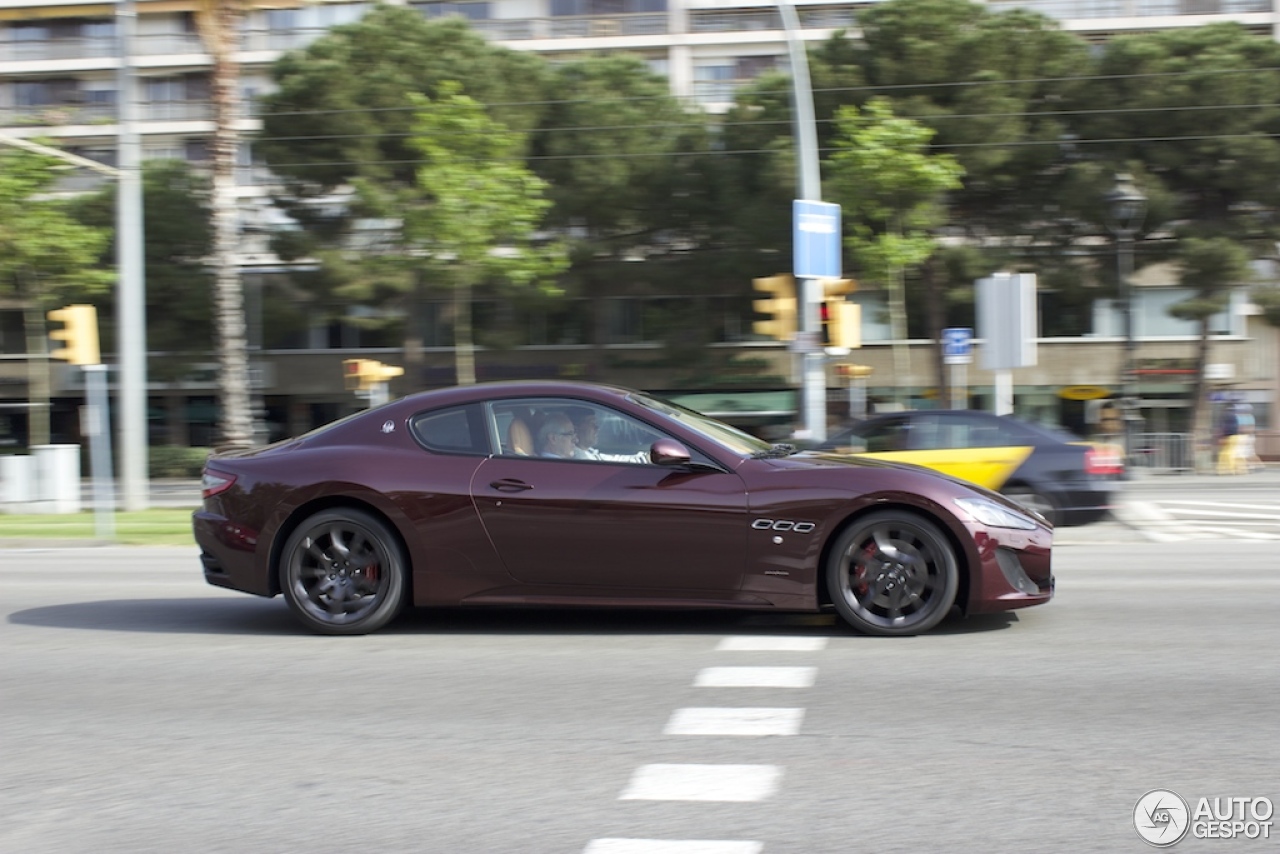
201;469;236;498
1085;445;1125;477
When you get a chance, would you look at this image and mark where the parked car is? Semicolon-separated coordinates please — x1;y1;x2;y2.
194;382;1053;637
818;409;1124;526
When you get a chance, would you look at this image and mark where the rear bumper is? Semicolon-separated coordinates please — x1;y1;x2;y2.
193;510;274;597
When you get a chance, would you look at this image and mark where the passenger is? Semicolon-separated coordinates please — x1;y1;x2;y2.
536;412;579;459
570;408;650;463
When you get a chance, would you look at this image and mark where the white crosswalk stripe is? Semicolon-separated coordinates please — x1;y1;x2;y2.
585;635;825;852
584;840;763;854
1117;498;1280;541
664;707;805;737
619;763;784;802
694;666;817;688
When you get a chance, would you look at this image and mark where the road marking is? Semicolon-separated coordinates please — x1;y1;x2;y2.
664;707;805;736
619;764;783;802
716;636;828;652
694;666;816;688
584;840;762;854
1154;504;1280;521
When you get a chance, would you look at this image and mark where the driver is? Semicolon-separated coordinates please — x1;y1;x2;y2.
570;408;649;464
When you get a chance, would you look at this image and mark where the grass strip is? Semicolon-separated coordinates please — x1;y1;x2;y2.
0;508;196;546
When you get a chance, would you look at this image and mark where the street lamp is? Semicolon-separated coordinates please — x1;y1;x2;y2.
1105;172;1147;465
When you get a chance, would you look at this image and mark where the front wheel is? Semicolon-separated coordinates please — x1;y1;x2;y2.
826;511;959;637
279;508;407;635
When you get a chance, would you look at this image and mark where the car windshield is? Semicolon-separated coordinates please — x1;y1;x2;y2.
629;392;772;456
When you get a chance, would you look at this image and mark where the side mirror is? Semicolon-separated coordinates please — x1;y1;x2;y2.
650;438;692;466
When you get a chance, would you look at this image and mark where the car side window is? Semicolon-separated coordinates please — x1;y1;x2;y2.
409;404;488;455
953;414;1013;448
490;398;666;463
860;417;910;452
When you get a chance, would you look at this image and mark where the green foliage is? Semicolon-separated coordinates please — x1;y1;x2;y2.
148;446;211;478
71;160;215;380
0;147;112;300
1255;285;1280;327
827;98;965;284
407;82;568;291
259;9;549;193
533;55;711;238
1168;237;1253;321
1086;24;1280;226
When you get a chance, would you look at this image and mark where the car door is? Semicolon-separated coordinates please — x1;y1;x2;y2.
470;398;749;596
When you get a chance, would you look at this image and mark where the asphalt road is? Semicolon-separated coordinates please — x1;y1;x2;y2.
2;542;1277;853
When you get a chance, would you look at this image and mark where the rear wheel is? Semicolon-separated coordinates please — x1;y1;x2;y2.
279;508;407;635
827;510;959;637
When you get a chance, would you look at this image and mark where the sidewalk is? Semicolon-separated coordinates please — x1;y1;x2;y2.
1121;462;1280;491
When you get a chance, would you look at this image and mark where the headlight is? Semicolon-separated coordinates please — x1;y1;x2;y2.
954;497;1039;530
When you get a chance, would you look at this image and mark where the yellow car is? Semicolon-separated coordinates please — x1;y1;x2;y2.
820;409;1124;526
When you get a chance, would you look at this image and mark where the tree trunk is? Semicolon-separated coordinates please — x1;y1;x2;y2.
888;264;910;405
402;270;426;391
921;257;948;405
200;1;253;451
453;280;476;385
1189;315;1212;471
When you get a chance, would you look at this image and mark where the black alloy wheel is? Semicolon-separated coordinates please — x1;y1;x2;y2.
279;508;407;635
827;510;959;637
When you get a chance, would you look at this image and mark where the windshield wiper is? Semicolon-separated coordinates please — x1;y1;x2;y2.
751;443;798;459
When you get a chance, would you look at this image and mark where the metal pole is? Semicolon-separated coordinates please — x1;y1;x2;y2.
1119;232;1136;466
84;364;116;540
778;0;827;442
117;0;149;509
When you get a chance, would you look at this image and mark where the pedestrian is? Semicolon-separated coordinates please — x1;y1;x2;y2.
1234;404;1263;473
1215;405;1243;475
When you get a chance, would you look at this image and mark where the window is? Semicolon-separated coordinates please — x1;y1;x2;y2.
410;405;488;455
857;417;910;452
413;2;491;21
15;79;79;107
490;399;663;462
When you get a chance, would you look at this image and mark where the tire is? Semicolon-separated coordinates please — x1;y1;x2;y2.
279;508;407;635
1001;484;1057;526
826;510;959;637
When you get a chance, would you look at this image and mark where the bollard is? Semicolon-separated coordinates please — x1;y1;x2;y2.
0;454;35;512
31;444;82;514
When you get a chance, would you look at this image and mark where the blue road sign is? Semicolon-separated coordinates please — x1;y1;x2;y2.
942;327;973;365
793;200;841;279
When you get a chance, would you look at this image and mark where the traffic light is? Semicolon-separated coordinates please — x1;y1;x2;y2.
369;361;404;386
821;299;861;350
752;274;796;340
343;358;371;391
343;358;404;392
47;304;101;366
834;363;873;379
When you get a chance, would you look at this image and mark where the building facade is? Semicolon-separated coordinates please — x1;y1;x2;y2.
1;0;1277;451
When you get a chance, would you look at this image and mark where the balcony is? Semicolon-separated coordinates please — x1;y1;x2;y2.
471;14;668;41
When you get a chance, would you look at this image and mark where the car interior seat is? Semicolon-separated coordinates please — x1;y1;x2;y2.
508;416;535;455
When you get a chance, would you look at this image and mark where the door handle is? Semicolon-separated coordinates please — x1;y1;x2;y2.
490;479;533;493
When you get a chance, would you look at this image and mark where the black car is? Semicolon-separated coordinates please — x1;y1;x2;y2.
819;409;1124;526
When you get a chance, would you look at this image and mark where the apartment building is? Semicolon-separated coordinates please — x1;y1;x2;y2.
1;0;1277;448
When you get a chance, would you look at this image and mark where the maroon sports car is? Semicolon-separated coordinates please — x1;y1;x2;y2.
194;381;1053;636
